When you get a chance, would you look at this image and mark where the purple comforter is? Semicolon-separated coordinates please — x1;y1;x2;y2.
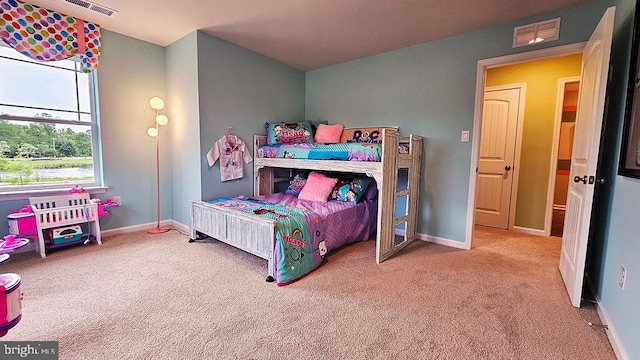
255;193;377;255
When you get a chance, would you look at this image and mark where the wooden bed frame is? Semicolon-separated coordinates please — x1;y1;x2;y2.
190;128;422;280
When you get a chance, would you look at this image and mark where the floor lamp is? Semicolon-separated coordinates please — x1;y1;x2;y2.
147;96;170;234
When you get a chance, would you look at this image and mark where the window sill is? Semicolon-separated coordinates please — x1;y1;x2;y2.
0;186;109;202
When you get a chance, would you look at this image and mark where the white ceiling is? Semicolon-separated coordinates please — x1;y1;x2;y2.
27;0;596;71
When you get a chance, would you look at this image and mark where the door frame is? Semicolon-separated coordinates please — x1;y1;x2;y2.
476;84;526;231
465;42;586;249
544;76;582;237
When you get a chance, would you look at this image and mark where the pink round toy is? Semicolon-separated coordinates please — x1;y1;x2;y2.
0;273;23;337
0;237;29;252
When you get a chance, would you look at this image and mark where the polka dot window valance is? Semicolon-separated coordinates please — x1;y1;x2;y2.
0;0;101;73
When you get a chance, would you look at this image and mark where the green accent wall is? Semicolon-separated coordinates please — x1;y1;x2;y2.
485;54;583;230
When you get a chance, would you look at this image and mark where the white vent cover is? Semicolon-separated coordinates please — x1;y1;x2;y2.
513;18;560;47
64;0;118;17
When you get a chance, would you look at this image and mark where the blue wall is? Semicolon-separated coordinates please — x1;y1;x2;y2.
164;31;305;226
166;32;201;227
590;1;640;357
97;30;171;230
305;1;615;242
305;0;638;357
0;30;169;231
598;178;640;359
1;0;637;356
195;31;305;204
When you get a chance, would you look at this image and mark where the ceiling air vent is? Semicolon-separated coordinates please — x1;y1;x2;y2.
513;18;560;48
64;0;118;17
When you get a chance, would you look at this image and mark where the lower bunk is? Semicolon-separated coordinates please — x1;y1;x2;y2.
190;193;377;285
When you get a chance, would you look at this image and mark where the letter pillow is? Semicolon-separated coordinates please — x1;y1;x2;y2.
265;121;313;145
339;126;398;144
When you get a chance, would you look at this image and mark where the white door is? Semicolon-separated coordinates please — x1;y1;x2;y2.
475;88;521;229
560;7;614;308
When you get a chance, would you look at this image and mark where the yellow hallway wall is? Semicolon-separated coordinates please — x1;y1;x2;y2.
485;53;582;230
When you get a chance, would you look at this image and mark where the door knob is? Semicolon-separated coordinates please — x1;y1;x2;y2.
505;165;512;171
574;175;588;184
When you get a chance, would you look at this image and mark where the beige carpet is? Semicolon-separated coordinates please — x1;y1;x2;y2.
0;227;614;359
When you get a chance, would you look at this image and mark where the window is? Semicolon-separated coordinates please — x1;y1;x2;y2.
0;44;101;194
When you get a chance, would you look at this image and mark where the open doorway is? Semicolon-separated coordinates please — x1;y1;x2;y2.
467;7;615;308
549;79;580;237
473;52;583;237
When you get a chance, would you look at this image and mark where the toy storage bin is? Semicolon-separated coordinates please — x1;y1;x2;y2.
7;212;36;236
50;225;83;245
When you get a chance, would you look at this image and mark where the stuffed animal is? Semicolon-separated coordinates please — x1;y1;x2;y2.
69;184;85;194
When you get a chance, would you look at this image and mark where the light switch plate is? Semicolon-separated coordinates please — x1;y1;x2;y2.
461;131;470;142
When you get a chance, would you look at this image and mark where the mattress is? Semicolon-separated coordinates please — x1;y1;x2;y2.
254;192;377;252
257;142;383;161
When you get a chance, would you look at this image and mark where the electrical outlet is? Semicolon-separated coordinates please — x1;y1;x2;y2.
619;265;626;289
112;195;122;206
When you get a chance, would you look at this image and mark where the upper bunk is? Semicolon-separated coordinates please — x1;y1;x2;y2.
253;128;422;192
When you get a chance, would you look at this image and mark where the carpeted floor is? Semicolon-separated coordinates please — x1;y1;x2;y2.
0;227;615;359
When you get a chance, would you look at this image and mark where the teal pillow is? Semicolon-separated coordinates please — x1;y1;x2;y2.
330;177;373;203
265;121;313;145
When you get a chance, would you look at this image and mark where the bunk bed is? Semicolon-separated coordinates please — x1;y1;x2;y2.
190;128;422;284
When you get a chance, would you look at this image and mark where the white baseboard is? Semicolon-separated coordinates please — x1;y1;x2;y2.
106;223;464;249
419;233;468;249
394;229;468;250
595;299;630;360
512;226;546;237
106;224;466;248
105;223;468;251
101;220;174;237
171;220;189;234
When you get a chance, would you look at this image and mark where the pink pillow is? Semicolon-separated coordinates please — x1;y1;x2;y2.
298;172;338;202
314;123;344;143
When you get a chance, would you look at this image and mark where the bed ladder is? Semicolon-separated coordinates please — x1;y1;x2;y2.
376;132;422;264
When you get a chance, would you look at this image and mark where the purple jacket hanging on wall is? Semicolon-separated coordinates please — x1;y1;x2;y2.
206;134;253;182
